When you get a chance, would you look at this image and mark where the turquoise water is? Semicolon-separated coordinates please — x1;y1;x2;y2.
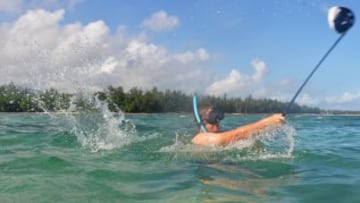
1;112;360;203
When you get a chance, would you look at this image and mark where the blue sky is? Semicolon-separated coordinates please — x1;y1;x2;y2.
0;0;359;110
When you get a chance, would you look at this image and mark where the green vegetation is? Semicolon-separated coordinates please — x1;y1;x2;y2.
0;83;322;113
0;83;71;112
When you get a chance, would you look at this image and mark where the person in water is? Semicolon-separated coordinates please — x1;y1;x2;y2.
191;106;285;146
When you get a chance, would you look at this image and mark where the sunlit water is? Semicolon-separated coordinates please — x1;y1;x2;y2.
1;112;359;203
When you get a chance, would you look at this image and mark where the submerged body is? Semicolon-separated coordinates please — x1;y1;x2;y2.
191;113;285;146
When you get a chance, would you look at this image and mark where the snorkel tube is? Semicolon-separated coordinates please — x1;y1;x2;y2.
192;94;207;132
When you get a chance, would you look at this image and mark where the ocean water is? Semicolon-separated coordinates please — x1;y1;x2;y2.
1;112;359;203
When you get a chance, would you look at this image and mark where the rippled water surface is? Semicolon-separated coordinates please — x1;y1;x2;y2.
1;113;359;203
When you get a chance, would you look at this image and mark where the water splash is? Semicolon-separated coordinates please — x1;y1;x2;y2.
242;124;296;160
20;39;137;152
51;92;137;152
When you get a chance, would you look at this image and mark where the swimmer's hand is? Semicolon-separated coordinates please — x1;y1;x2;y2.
262;113;285;127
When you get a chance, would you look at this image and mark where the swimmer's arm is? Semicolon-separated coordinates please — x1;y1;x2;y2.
191;114;285;146
217;113;285;145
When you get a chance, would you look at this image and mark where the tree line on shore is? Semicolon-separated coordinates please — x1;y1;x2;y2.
0;83;321;113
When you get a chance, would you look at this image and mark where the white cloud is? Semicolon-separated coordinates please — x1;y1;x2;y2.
322;91;360;110
174;48;209;63
104;39;211;91
125;40;168;66
98;56;118;74
0;0;85;14
67;0;85;9
333;92;360;103
206;59;267;96
277;91;360;110
296;93;320;106
251;59;266;81
2;7;359;110
0;0;23;13
0;9;210;93
141;10;179;31
0;9;110;91
206;69;246;96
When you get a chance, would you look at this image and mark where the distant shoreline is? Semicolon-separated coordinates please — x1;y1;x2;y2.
2;112;360;116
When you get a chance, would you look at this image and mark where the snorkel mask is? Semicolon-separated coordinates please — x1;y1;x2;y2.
204;107;224;124
192;94;225;132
